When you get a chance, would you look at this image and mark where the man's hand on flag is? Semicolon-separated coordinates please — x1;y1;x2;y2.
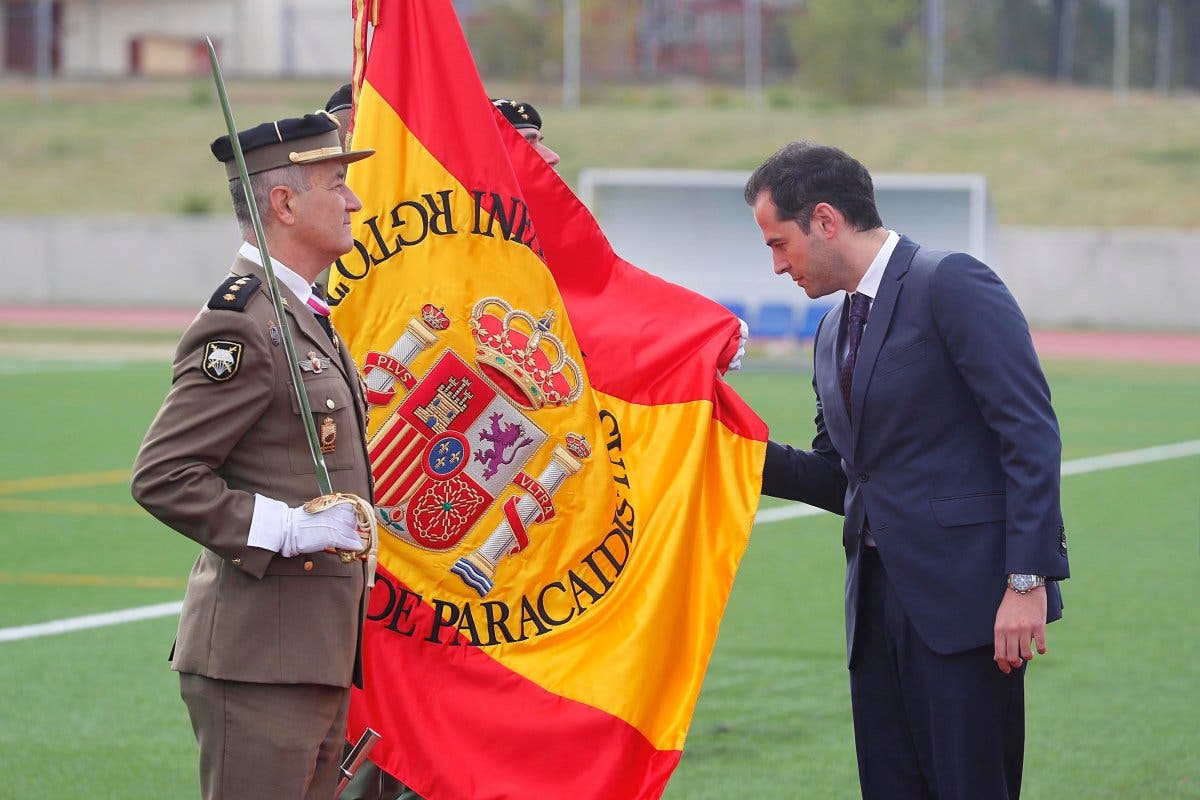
728;318;750;372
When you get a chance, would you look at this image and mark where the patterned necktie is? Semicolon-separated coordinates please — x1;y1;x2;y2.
839;292;872;418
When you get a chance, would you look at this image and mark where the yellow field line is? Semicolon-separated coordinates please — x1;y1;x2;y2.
0;469;130;496
0;498;144;517
0;572;186;589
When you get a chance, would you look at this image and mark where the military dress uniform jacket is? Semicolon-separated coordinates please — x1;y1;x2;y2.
132;256;373;688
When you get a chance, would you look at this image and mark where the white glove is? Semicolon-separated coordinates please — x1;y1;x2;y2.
280;503;363;557
728;317;750;371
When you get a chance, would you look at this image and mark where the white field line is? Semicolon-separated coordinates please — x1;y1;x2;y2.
754;439;1200;525
0;361;136;375
1058;440;1200;475
2;439;1198;644
0;601;183;643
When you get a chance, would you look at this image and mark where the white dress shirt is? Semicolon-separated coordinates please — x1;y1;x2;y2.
840;229;899;361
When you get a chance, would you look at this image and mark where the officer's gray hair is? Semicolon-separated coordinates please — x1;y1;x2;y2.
228;164;312;236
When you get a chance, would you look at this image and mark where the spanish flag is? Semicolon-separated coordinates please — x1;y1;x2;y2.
332;3;767;797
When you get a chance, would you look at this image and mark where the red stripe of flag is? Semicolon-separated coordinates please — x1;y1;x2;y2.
495;118;767;438
348;566;681;800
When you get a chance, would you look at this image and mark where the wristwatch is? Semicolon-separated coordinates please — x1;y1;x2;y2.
1007;573;1046;593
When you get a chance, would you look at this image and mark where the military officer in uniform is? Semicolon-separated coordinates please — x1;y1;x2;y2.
490;97;560;168
132;112;376;800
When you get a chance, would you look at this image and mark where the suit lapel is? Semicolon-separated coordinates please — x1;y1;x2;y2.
826;298;853;426
850;236;918;450
815;300;853;453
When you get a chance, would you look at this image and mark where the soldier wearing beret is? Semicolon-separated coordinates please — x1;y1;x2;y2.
326;82;356;148
491;97;560;168
132;112;377;799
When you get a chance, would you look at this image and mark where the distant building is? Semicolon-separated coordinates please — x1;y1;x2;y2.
1;0;804;81
2;0;352;78
635;0;803;81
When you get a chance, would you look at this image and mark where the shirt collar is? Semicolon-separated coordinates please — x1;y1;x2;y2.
238;241;314;307
854;229;899;301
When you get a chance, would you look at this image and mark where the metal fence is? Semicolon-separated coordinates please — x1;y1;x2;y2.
3;0;1196;101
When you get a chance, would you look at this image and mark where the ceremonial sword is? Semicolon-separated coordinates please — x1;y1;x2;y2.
205;40;379;578
204;44;383;790
205;36;333;494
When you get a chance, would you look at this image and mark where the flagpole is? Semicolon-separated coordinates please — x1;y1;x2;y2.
205;37;333;496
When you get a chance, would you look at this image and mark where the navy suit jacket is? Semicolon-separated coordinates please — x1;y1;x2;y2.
763;236;1069;661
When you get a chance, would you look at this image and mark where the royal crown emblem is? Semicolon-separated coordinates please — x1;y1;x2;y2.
470;297;582;411
421;303;450;331
564;432;591;460
360;296;590;597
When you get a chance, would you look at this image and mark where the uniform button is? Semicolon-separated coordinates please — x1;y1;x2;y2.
858;472;870;483
326;398;335;410
304;560;314;572
232;557;242;566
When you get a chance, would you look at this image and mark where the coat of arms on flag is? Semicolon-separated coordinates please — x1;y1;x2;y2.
362;296;590;596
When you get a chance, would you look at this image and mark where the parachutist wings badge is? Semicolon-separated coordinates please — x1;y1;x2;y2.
364;297;589;596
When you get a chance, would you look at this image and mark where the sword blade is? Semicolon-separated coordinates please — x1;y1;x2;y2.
205;37;333;496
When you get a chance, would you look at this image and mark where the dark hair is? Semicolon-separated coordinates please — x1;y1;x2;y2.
743;141;882;233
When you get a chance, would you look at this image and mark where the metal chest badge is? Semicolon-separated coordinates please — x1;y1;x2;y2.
361;299;590;597
320;415;337;453
299;351;332;373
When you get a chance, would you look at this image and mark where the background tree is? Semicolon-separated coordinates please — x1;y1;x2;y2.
790;0;923;105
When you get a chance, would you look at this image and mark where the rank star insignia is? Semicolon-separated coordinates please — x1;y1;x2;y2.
202;340;244;382
223;293;236;301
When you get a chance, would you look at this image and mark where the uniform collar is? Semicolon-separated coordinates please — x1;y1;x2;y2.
238;241;316;308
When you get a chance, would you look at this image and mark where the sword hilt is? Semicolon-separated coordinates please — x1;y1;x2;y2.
335;727;382;797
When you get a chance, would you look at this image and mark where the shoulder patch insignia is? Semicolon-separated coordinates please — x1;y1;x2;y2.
202;340;244;382
207;275;262;311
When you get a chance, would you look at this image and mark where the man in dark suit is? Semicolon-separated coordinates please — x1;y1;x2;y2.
747;141;1070;800
132;112;377;799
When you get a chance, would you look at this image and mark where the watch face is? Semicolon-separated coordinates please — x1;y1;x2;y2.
1010;574;1034;592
